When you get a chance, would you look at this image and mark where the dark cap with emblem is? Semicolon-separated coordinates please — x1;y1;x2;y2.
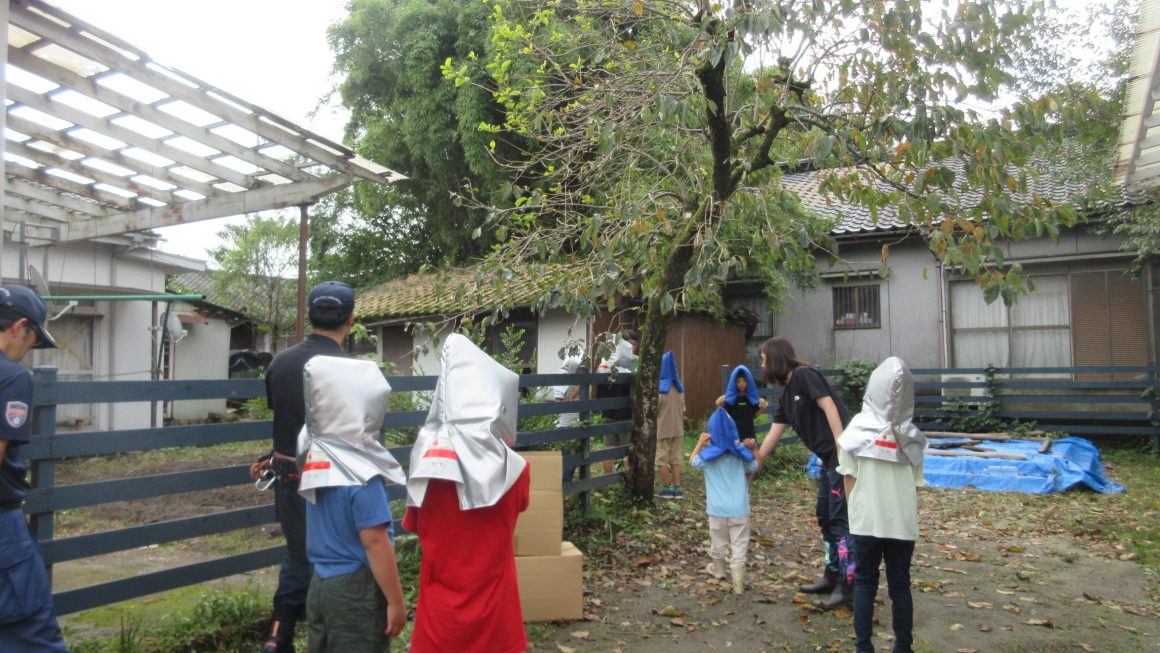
0;285;58;349
308;281;355;322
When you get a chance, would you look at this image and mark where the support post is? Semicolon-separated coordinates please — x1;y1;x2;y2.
30;366;58;581
578;367;591;514
295;204;309;344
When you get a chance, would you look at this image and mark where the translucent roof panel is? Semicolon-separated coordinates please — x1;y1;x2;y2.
1116;2;1160;189
6;64;58;93
52;90;119;118
4;0;405;243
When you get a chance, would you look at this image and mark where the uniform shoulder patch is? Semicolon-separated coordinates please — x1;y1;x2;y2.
6;401;29;428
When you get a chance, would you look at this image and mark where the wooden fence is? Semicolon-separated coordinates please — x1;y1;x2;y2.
26;368;630;616
27;363;1160;616
736;364;1159;447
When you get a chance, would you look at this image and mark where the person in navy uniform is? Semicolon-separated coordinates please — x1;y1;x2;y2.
250;281;356;653
0;284;69;653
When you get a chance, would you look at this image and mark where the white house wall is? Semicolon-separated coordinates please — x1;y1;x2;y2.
536;308;589;373
772;240;943;368
4;240;200;431
107;298;158;430
171;317;230;421
410;324;451;377
770;226;1143;369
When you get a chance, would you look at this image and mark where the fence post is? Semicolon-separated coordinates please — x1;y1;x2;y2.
578;367;591;514
1152;364;1160;456
31;366;58;582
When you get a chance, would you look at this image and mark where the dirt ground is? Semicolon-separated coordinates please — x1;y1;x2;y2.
528;475;1159;653
54;446;1159;652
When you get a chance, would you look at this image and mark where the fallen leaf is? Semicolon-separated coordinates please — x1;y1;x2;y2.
799;614;810;624
557;646;576;653
956;649;979;653
1023;618;1055;628
967;601;992;609
569;630;590;640
657;605;683;618
670;617;686;627
949;623;965;631
977;624;993;632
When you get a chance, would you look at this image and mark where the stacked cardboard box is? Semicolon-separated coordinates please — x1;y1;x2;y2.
514;451;564;556
514;451;584;621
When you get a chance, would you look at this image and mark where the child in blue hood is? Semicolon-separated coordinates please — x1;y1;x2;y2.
690;408;760;594
715;365;767;440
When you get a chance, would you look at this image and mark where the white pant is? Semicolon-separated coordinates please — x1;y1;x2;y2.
708;515;751;569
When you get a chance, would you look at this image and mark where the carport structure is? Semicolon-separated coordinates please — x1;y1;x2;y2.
1116;0;1160;189
2;0;403;333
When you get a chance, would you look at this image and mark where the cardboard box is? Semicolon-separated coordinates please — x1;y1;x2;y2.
514;450;565;556
514;489;564;556
516;541;584;622
521;450;563;491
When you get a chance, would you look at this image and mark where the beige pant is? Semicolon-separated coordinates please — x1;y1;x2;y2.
654;436;683;466
708;515;750;569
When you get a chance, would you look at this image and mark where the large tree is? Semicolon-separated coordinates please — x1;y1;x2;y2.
209;215;298;353
328;0;525;272
444;0;1101;501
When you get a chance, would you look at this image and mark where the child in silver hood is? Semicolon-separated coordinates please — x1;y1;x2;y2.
836;356;926;653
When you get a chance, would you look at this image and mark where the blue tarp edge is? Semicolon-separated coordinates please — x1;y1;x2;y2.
805;437;1125;494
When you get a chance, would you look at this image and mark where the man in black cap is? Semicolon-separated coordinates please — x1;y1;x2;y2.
0;285;70;653
251;281;355;653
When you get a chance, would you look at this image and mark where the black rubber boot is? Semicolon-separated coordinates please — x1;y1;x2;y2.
799;568;837;594
260;619;295;653
817;579;853;610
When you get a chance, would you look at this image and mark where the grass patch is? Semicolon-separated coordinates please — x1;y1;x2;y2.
67;585;268;653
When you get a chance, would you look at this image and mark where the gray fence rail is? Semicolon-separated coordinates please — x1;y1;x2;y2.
743;364;1159;445
27;367;631;616
30;363;1160;617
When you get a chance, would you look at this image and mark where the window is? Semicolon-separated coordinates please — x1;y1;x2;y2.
832;284;881;329
950;275;1071;368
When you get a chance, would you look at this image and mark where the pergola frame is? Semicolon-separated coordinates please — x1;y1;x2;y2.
1116;0;1160;190
2;0;403;246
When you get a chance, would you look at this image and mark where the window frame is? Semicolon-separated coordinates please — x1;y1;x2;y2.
949;274;1071;368
832;283;882;330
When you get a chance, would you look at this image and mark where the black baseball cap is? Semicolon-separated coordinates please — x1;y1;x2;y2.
0;285;58;349
308;281;355;321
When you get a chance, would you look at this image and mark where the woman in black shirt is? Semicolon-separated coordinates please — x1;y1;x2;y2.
756;337;853;610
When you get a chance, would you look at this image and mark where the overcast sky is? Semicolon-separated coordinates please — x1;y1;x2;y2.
49;0;351;264
44;0;1114;266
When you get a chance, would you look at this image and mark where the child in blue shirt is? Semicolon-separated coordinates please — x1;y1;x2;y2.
690;408;761;594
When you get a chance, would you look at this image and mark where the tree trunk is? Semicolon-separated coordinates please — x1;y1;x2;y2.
626;223;699;503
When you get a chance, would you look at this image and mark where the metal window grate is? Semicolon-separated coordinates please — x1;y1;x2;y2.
833;285;881;329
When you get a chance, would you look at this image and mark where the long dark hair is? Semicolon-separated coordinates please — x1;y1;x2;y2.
760;336;808;387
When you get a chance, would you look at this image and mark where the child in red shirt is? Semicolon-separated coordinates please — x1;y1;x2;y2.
403;334;529;653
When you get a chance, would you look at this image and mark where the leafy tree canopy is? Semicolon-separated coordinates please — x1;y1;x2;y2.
328;0;525;273
209;215;297;352
442;0;1111;500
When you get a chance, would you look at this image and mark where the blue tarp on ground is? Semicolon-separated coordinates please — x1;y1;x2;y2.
806;437;1125;494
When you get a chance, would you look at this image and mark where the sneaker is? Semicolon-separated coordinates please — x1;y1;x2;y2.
655;486;673;499
671;486;683;499
704;559;727;579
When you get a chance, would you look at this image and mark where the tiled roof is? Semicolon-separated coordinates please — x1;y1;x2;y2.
356;263;603;321
780;158;1094;235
